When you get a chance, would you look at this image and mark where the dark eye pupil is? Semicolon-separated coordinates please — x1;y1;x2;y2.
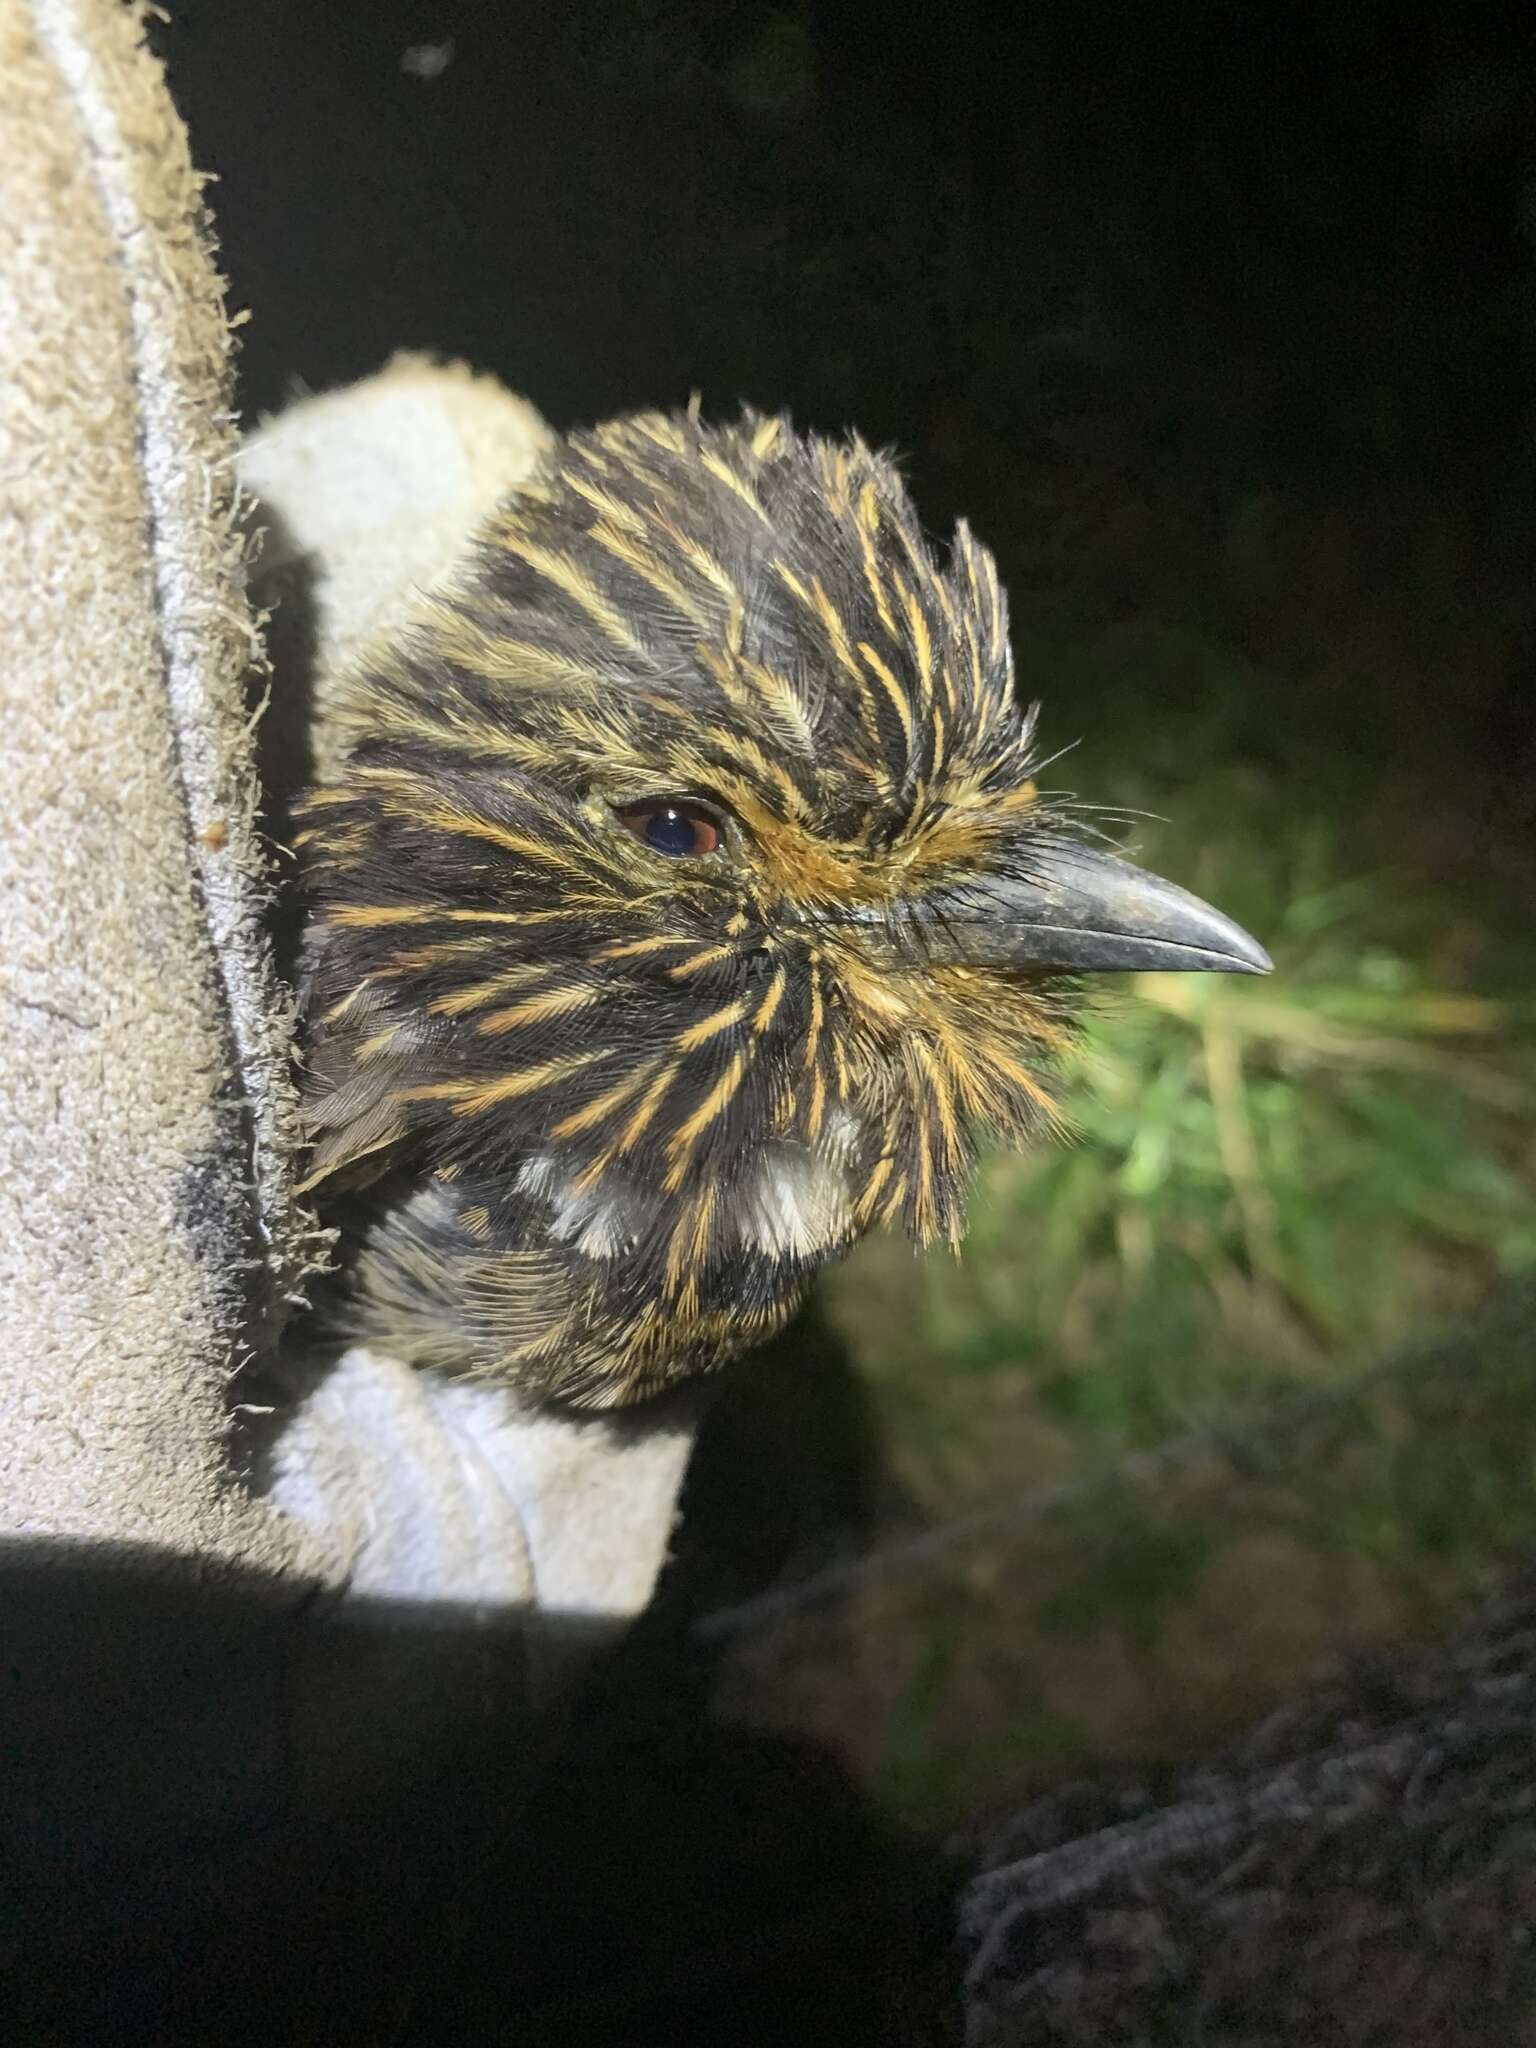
615;799;721;857
646;806;701;856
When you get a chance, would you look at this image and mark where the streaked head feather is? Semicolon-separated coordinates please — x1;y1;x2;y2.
299;408;1078;1404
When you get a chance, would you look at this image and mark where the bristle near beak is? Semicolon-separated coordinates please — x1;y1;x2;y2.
906;842;1273;977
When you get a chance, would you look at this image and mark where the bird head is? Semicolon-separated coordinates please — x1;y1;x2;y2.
297;407;1268;1405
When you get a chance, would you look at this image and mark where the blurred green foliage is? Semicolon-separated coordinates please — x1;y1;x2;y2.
796;616;1536;1822
830;722;1532;1458
955;800;1533;1437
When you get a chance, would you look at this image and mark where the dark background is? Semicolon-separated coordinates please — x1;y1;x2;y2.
158;0;1536;829
163;1;1536;507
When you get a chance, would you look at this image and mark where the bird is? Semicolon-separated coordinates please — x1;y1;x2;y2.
294;404;1270;1408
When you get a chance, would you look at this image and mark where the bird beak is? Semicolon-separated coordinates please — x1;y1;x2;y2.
918;842;1273;976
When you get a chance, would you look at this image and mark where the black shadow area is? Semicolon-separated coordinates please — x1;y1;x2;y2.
2;1307;956;2048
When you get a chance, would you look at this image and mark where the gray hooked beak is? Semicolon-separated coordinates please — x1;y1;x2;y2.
918;842;1273;976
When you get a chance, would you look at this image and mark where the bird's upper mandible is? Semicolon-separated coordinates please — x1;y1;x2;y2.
296;406;1268;1405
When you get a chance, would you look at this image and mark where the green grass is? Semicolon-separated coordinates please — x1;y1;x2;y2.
827;658;1534;1471
776;620;1536;1829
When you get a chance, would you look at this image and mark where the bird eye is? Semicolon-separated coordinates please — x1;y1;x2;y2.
614;799;722;859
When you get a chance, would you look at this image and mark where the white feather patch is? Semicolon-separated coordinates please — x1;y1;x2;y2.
735;1142;854;1260
515;1153;639;1259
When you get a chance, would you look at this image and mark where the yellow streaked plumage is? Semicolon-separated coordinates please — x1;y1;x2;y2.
296;403;1267;1405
